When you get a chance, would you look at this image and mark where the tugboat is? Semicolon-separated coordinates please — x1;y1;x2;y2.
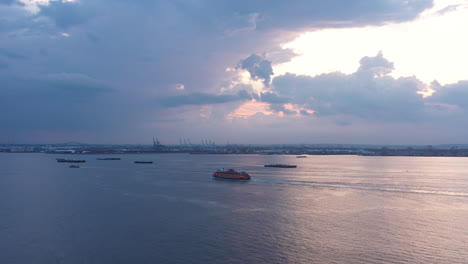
264;164;297;168
212;169;251;180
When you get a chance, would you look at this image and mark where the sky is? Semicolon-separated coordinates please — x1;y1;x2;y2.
1;0;468;145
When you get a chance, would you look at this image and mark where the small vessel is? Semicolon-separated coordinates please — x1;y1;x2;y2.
69;165;80;168
264;164;297;168
97;158;121;160
134;161;153;164
57;158;86;163
212;169;251;180
296;155;307;158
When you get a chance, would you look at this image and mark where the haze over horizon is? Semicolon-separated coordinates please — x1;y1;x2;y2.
2;0;468;145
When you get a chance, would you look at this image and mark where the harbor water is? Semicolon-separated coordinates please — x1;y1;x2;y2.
1;153;468;263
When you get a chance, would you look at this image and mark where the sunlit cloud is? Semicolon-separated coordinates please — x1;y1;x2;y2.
284;104;315;116
275;0;468;85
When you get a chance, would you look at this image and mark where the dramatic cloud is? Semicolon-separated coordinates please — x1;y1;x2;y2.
0;0;451;144
429;80;468;108
271;52;427;121
191;0;434;30
239;54;274;87
259;50;468;134
258;92;290;104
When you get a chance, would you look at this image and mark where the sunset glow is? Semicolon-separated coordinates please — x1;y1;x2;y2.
227;100;274;119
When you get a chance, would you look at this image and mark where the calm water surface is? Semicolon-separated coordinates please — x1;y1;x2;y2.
1;153;468;263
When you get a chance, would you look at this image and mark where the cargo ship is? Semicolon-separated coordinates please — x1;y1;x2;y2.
212;169;251;180
56;158;86;163
134;161;153;164
97;158;121;160
264;164;297;168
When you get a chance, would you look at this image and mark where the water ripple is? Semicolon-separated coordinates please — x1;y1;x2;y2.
251;179;468;197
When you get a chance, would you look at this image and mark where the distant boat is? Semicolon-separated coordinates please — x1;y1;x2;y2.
134;161;153;164
264;164;297;168
296;156;307;158
97;158;121;160
212;169;251;180
69;165;80;168
57;158;86;163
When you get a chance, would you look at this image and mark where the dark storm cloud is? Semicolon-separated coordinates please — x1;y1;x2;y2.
259;92;289;104
160;90;252;107
145;0;434;30
0;74;114;131
0;0;436;142
34;0;434;37
239;54;274;86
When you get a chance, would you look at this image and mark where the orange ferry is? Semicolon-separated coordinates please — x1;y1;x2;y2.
212;169;251;180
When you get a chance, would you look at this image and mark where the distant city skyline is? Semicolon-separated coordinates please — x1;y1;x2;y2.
1;0;468;145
